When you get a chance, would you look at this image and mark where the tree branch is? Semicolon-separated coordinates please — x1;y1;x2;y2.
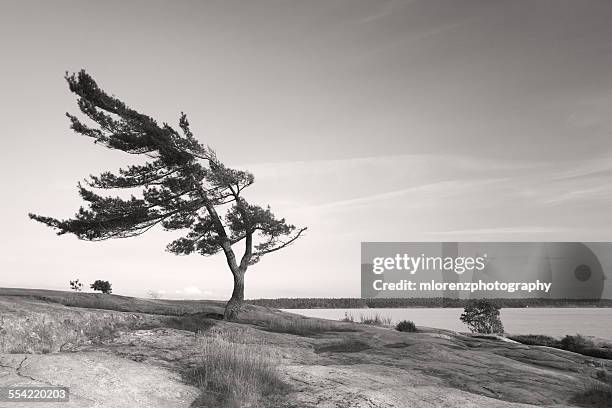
254;227;307;257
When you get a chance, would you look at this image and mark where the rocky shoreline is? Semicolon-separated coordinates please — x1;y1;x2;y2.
0;291;610;407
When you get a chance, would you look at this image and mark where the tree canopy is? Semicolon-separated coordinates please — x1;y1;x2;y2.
459;299;504;334
30;70;306;319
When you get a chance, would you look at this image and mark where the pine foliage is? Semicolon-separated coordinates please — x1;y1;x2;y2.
30;70;306;268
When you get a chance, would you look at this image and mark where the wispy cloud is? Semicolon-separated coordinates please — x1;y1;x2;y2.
287;178;504;214
357;17;476;61
568;96;612;133
347;0;399;25
429;226;575;236
174;286;215;298
235;152;612;242
539;185;612;205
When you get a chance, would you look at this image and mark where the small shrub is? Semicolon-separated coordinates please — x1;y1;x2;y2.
561;334;593;352
359;313;392;326
69;279;83;292
90;280;112;294
396;320;417;332
460;299;504;334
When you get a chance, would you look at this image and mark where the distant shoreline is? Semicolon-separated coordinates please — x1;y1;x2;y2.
248;297;612;309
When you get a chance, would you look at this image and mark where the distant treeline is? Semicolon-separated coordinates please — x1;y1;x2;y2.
247;297;612;309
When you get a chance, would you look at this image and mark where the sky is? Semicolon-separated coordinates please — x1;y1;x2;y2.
1;0;612;299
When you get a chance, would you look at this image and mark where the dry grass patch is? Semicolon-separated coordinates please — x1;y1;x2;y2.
260;316;356;336
143;313;217;333
506;334;560;347
184;328;288;407
508;334;612;360
315;339;370;354
359;313;392;326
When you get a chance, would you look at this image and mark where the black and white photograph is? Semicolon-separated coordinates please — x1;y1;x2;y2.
1;1;612;407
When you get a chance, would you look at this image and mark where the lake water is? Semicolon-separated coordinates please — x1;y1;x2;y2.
283;308;612;340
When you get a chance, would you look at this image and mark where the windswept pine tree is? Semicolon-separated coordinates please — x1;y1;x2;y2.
29;70;306;320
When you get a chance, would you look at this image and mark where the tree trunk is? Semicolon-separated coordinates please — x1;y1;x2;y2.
224;270;245;320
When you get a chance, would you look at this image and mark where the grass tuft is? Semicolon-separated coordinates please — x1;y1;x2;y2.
359;313;392;326
571;380;612;407
184;328;288;408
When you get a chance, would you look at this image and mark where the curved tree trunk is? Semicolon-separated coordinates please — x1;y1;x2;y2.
224;270;245;320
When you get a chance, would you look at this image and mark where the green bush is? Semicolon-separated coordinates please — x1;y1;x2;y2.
396;320;416;332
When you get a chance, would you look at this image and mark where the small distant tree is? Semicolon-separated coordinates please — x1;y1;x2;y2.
90;280;112;294
69;279;83;292
29;70;306;320
460;299;504;334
